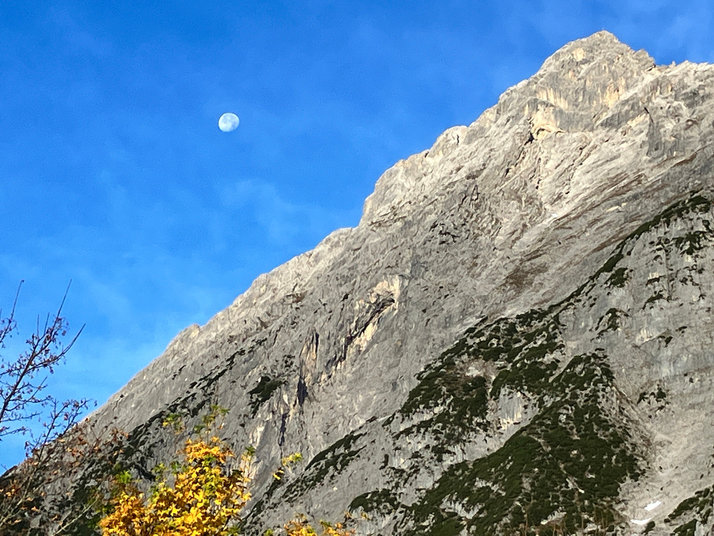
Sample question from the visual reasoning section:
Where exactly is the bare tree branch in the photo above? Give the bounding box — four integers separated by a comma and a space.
0, 282, 107, 535
0, 281, 85, 442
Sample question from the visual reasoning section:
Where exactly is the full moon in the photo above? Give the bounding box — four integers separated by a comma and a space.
218, 112, 240, 132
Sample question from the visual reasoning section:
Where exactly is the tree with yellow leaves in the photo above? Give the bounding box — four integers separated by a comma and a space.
283, 515, 354, 536
99, 408, 252, 536
99, 406, 355, 536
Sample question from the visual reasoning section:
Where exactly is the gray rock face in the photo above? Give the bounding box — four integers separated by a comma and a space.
85, 31, 714, 535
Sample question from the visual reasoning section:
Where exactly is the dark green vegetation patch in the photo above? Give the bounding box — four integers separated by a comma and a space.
666, 486, 713, 536
399, 352, 638, 535
350, 489, 403, 516
396, 306, 565, 447
248, 375, 285, 415
283, 432, 365, 502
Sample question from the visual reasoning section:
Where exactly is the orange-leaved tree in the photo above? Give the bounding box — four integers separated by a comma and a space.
99, 407, 252, 536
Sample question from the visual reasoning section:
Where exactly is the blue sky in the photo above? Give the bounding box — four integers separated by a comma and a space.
1, 1, 712, 467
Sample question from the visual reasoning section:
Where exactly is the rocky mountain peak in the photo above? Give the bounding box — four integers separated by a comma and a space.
361, 32, 655, 227
528, 30, 655, 114
28, 32, 714, 535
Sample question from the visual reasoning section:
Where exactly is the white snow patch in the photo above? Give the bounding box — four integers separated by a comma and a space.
630, 518, 651, 526
645, 500, 662, 512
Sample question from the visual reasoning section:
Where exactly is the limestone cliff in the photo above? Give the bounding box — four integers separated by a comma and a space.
70, 31, 714, 534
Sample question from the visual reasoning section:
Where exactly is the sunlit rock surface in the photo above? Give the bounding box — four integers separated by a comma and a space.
81, 31, 714, 535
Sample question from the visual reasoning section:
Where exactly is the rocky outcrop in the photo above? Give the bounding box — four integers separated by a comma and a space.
77, 31, 714, 535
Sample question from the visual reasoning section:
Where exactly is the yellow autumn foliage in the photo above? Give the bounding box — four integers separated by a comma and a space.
284, 516, 354, 536
99, 407, 355, 536
99, 434, 251, 536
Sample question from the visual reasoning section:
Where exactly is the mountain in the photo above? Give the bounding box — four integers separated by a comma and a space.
49, 31, 714, 534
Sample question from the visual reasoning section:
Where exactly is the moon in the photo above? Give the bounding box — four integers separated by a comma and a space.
218, 113, 240, 132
